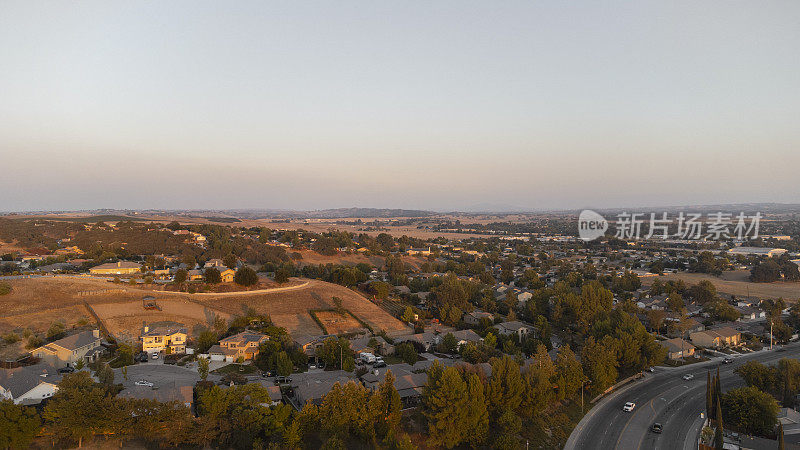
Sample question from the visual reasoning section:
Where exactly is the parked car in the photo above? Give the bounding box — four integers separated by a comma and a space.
58, 366, 75, 374
651, 423, 663, 433
275, 376, 292, 385
682, 374, 694, 381
151, 352, 159, 360
374, 361, 387, 368
622, 402, 636, 412
722, 357, 734, 364
134, 380, 154, 387
262, 370, 274, 378
135, 352, 148, 362
647, 367, 655, 373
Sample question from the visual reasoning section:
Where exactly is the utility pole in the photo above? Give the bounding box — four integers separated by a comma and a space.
770, 319, 774, 350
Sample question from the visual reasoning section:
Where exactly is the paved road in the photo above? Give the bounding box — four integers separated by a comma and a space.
567, 344, 800, 450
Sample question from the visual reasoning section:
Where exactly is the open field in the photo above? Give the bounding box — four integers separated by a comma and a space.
91, 298, 230, 343
642, 270, 800, 301
189, 278, 410, 337
0, 275, 409, 345
312, 310, 364, 335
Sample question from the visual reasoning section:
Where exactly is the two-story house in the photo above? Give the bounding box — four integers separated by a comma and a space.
211, 331, 268, 361
141, 322, 188, 354
32, 329, 103, 369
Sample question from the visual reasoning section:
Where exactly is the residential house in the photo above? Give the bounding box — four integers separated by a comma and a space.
294, 334, 336, 361
32, 330, 103, 369
349, 335, 394, 357
89, 261, 142, 275
361, 367, 427, 409
214, 331, 268, 361
660, 338, 696, 360
204, 259, 225, 268
463, 311, 494, 326
690, 327, 741, 348
495, 321, 537, 340
0, 363, 61, 405
141, 322, 188, 354
187, 269, 204, 281
218, 267, 235, 283
451, 329, 483, 347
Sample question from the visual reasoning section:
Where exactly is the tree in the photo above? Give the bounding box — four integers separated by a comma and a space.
96, 363, 115, 388
174, 269, 188, 284
234, 266, 259, 287
424, 365, 470, 448
555, 345, 584, 401
464, 373, 489, 446
722, 386, 779, 437
204, 267, 221, 284
276, 351, 293, 377
275, 266, 291, 283
486, 355, 524, 416
581, 336, 618, 396
396, 342, 418, 366
438, 333, 458, 354
198, 357, 210, 381
0, 400, 41, 449
373, 371, 402, 442
401, 306, 416, 324
223, 254, 238, 269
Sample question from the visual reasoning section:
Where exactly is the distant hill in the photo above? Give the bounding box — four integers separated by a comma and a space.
302, 208, 434, 218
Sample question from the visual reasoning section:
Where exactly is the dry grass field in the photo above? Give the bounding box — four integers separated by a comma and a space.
91, 298, 230, 343
189, 278, 409, 337
642, 270, 800, 301
313, 310, 364, 335
0, 275, 409, 346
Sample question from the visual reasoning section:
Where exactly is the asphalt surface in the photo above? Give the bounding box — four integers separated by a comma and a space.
567, 343, 800, 450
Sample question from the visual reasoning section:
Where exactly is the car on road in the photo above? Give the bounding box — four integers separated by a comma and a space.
57, 366, 75, 374
134, 380, 154, 387
622, 402, 636, 412
651, 423, 663, 433
151, 352, 159, 360
261, 370, 274, 378
722, 357, 734, 364
647, 367, 655, 373
682, 373, 694, 380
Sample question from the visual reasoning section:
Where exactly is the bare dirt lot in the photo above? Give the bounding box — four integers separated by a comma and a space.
313, 310, 364, 335
642, 270, 800, 301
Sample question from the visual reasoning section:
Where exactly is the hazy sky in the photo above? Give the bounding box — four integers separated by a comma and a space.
1, 1, 799, 212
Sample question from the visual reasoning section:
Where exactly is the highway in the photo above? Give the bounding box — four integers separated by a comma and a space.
566, 343, 800, 450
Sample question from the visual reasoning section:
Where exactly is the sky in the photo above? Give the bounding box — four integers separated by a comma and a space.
1, 1, 799, 212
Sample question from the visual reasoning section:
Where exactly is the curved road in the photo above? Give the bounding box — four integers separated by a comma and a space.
566, 343, 800, 450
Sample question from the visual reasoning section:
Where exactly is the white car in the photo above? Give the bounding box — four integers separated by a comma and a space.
134, 380, 154, 387
623, 402, 636, 412
151, 352, 159, 360
682, 374, 694, 381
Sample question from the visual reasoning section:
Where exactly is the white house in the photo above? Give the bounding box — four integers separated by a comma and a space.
0, 363, 61, 405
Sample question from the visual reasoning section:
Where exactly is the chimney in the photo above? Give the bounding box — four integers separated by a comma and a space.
117, 261, 121, 267
92, 329, 100, 338
143, 324, 149, 334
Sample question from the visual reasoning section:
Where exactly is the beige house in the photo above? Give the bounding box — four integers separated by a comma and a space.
32, 330, 103, 368
89, 261, 142, 275
660, 338, 696, 360
213, 331, 268, 361
141, 322, 188, 354
690, 327, 741, 348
